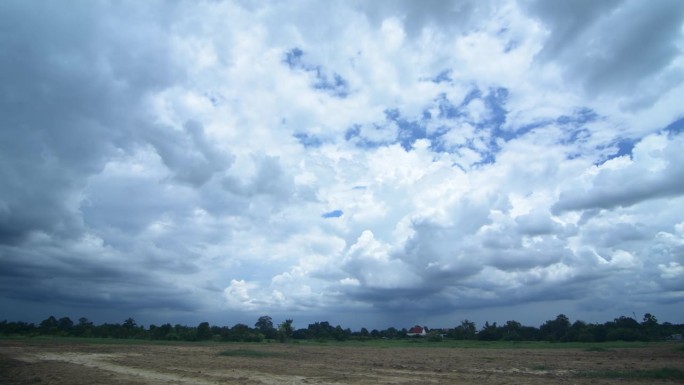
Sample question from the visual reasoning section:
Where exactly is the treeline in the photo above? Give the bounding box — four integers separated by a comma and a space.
1, 313, 682, 343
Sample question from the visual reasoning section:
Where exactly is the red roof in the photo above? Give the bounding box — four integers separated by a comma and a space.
408, 326, 424, 334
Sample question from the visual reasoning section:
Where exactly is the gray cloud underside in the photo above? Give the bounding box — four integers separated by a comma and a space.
527, 0, 684, 98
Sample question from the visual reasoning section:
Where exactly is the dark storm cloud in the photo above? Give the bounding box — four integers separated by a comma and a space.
526, 0, 684, 96
0, 1, 216, 318
0, 1, 181, 244
0, 240, 200, 312
82, 170, 192, 235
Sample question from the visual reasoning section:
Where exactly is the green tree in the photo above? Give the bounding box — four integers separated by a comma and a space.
255, 315, 276, 339
57, 317, 74, 334
383, 327, 399, 339
197, 322, 212, 340
308, 321, 335, 341
565, 320, 591, 342
78, 317, 93, 327
427, 331, 443, 342
478, 321, 502, 341
40, 316, 59, 335
641, 313, 660, 340
123, 318, 137, 329
332, 325, 349, 341
540, 314, 571, 342
229, 323, 258, 341
502, 320, 523, 341
453, 319, 477, 340
642, 313, 658, 326
278, 319, 293, 342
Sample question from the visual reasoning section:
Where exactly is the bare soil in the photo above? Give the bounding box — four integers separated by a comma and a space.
0, 340, 681, 384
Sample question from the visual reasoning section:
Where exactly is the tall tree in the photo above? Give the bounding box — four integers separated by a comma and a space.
58, 317, 73, 331
40, 316, 59, 334
197, 322, 212, 340
540, 314, 571, 341
123, 318, 137, 329
642, 313, 658, 326
278, 319, 293, 342
461, 319, 477, 340
255, 316, 276, 339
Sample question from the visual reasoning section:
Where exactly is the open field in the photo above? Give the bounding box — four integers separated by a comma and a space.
1, 339, 682, 384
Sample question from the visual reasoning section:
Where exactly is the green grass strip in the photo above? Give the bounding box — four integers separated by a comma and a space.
583, 346, 612, 352
218, 349, 282, 358
578, 367, 684, 380
289, 339, 652, 350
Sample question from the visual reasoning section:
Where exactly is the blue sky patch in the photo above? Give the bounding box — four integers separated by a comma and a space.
283, 47, 349, 98
615, 138, 636, 158
484, 87, 508, 130
384, 109, 428, 151
434, 93, 463, 119
664, 117, 684, 136
293, 132, 323, 148
345, 125, 361, 141
322, 210, 343, 218
283, 48, 305, 69
556, 107, 598, 126
432, 69, 453, 83
313, 72, 349, 98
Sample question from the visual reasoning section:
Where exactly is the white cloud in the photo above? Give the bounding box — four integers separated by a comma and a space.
553, 133, 684, 212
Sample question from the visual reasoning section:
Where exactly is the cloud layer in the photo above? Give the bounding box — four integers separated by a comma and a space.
1, 0, 683, 328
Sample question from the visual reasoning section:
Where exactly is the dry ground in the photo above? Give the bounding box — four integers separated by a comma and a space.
0, 339, 682, 384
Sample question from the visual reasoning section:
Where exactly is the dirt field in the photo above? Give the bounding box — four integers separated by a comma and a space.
0, 339, 682, 384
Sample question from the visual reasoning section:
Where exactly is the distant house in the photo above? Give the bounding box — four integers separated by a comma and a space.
407, 325, 427, 337
667, 334, 683, 341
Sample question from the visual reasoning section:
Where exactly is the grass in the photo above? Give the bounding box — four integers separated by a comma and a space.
218, 349, 282, 358
0, 335, 659, 350
578, 367, 684, 381
292, 338, 652, 350
530, 365, 551, 371
0, 335, 224, 346
584, 346, 611, 352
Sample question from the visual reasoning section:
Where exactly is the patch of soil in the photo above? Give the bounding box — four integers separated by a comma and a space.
0, 340, 680, 384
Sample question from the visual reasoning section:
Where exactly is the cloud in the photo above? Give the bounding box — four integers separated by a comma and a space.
0, 1, 181, 244
526, 0, 684, 99
1, 0, 683, 329
553, 132, 684, 213
360, 0, 496, 37
146, 120, 234, 187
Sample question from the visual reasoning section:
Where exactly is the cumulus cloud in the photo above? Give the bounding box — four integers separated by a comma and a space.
147, 120, 234, 187
553, 133, 684, 213
526, 0, 684, 100
0, 1, 181, 244
1, 0, 683, 328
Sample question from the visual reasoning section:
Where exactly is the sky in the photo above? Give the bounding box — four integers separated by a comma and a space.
1, 0, 684, 331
